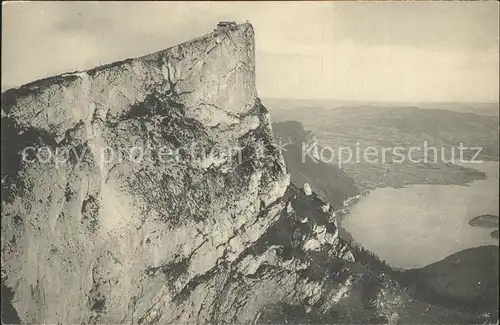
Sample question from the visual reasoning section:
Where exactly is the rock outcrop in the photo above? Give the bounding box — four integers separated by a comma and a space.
1, 23, 489, 325
303, 183, 312, 196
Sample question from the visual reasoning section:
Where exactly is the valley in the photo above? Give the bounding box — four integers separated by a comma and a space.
266, 101, 499, 190
270, 103, 499, 323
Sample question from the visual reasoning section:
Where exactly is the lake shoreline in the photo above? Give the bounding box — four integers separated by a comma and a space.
341, 162, 499, 269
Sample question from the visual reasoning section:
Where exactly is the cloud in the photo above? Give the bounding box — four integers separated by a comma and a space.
2, 2, 498, 102
258, 41, 499, 102
55, 13, 112, 34
331, 2, 499, 51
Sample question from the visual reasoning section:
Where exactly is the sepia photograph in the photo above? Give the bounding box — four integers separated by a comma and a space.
1, 1, 499, 324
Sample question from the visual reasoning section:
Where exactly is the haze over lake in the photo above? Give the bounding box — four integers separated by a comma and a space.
343, 161, 499, 269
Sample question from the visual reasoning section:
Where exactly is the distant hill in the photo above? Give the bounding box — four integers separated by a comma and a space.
271, 105, 499, 161
263, 98, 499, 117
396, 246, 499, 320
268, 105, 497, 189
416, 102, 499, 117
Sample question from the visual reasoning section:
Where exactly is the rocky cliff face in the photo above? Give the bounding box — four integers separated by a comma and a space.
1, 23, 356, 324
0, 23, 487, 325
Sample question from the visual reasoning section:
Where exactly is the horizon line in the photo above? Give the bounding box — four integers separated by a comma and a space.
261, 97, 500, 105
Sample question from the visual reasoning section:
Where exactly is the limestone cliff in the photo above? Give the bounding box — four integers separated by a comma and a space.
1, 23, 349, 324
0, 23, 486, 325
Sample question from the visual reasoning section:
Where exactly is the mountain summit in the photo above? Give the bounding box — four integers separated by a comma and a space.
0, 23, 487, 324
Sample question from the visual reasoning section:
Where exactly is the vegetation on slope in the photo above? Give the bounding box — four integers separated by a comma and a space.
395, 246, 499, 321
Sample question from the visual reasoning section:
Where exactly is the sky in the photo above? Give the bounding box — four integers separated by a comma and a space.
2, 1, 499, 103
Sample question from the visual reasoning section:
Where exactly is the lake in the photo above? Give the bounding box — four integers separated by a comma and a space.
342, 162, 499, 269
